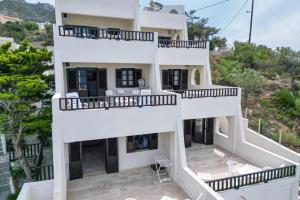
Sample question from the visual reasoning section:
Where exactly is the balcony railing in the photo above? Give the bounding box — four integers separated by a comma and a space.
158, 39, 207, 49
206, 165, 296, 192
59, 95, 177, 111
32, 165, 54, 181
59, 25, 154, 42
173, 88, 238, 99
7, 143, 42, 162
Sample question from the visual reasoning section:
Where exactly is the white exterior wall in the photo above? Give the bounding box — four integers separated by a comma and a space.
118, 132, 171, 171
57, 0, 139, 20
64, 63, 152, 94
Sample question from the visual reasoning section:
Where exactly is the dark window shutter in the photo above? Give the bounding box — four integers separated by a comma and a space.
181, 70, 188, 90
67, 69, 77, 92
135, 69, 142, 87
149, 133, 158, 150
116, 69, 122, 88
127, 136, 135, 153
162, 70, 169, 89
168, 69, 173, 89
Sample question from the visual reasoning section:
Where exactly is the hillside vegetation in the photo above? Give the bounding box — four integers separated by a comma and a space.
211, 42, 300, 149
0, 0, 55, 23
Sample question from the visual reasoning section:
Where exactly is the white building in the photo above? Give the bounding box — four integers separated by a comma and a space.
17, 0, 300, 200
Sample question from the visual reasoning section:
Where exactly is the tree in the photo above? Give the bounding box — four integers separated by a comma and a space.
230, 68, 263, 101
186, 10, 220, 40
210, 37, 227, 51
0, 21, 26, 43
276, 47, 300, 95
0, 40, 53, 179
24, 21, 39, 32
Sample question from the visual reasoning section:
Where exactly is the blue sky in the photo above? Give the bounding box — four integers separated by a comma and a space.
27, 0, 300, 50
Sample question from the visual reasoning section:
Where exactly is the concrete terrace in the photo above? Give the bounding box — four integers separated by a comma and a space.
67, 167, 189, 200
186, 143, 261, 180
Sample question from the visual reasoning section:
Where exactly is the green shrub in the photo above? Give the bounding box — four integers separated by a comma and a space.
274, 89, 295, 108
272, 132, 300, 147
7, 190, 20, 200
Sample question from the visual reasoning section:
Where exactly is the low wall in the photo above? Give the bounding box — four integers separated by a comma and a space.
220, 177, 298, 200
245, 126, 300, 164
17, 180, 53, 200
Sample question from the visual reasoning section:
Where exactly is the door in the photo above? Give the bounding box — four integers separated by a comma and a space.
69, 142, 83, 180
183, 120, 192, 148
106, 138, 119, 173
204, 118, 214, 145
98, 69, 107, 96
193, 119, 205, 143
87, 69, 98, 97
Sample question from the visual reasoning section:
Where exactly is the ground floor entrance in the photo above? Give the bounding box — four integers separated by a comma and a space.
69, 138, 118, 180
183, 118, 214, 147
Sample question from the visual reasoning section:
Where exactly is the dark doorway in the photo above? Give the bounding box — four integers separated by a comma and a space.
183, 118, 214, 147
82, 140, 106, 175
69, 138, 119, 180
66, 68, 107, 97
162, 69, 188, 90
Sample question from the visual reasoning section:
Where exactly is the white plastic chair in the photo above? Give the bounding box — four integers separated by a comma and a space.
227, 160, 238, 176
154, 155, 173, 183
66, 92, 88, 109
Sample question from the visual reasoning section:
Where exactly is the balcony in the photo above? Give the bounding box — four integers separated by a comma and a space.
55, 25, 157, 64
158, 39, 209, 65
52, 93, 179, 143
173, 87, 240, 119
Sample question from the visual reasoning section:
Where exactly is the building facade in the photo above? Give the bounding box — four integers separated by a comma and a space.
17, 0, 300, 200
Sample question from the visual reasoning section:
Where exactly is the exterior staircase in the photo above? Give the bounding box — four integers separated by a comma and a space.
0, 140, 11, 200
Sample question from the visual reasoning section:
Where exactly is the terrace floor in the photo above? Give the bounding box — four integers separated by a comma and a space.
67, 166, 189, 200
186, 143, 261, 180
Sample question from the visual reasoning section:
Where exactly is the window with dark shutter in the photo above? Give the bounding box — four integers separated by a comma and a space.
116, 69, 122, 87
127, 136, 135, 153
181, 70, 188, 90
162, 70, 170, 89
116, 68, 142, 88
149, 133, 158, 149
126, 133, 158, 153
135, 69, 142, 87
67, 69, 77, 92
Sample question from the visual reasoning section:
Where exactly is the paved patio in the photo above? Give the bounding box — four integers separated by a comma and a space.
186, 143, 261, 180
67, 167, 189, 200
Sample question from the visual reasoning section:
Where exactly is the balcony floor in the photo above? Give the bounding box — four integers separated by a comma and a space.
67, 167, 189, 200
186, 143, 261, 180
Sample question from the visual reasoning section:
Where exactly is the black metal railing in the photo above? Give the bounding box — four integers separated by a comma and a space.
59, 25, 154, 42
173, 88, 238, 99
59, 95, 177, 111
206, 165, 296, 192
8, 143, 42, 162
32, 165, 54, 181
158, 39, 207, 49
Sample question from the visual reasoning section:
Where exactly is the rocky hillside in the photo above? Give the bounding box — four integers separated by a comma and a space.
0, 0, 55, 23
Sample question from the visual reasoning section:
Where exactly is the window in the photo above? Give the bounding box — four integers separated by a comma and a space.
116, 68, 142, 88
161, 69, 188, 90
127, 133, 158, 153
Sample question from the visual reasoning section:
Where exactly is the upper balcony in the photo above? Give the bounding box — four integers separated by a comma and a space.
174, 87, 241, 119
158, 39, 209, 66
52, 92, 179, 143
57, 0, 139, 20
55, 25, 156, 64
